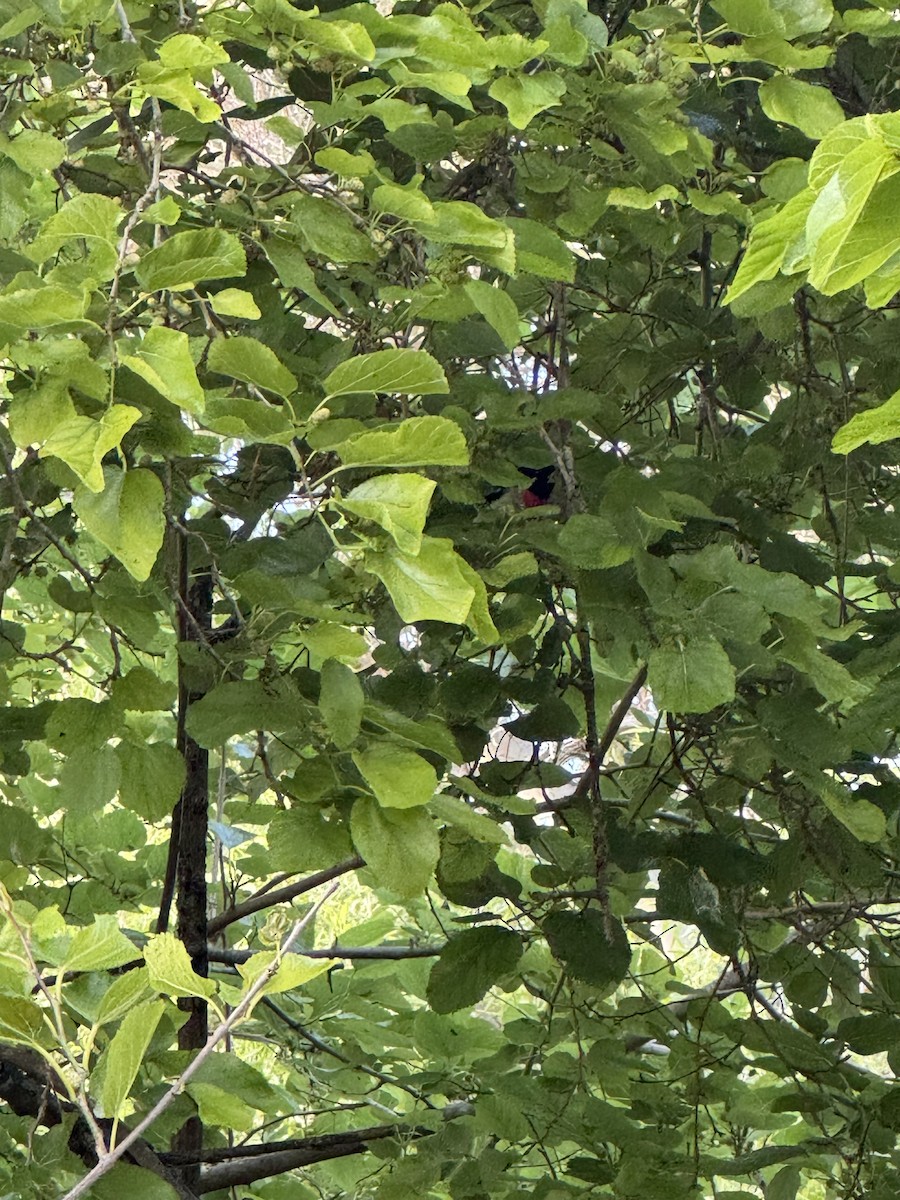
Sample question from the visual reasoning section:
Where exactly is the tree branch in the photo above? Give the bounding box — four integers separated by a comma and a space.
207, 856, 363, 937
208, 941, 443, 966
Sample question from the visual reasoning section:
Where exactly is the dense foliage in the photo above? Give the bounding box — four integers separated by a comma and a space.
3, 0, 900, 1197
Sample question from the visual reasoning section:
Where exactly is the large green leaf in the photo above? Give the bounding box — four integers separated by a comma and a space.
759, 77, 844, 139
119, 326, 205, 414
135, 229, 246, 291
350, 797, 439, 899
30, 193, 122, 276
0, 284, 89, 328
353, 742, 438, 808
324, 349, 448, 398
137, 62, 221, 122
338, 472, 436, 554
648, 637, 736, 714
98, 999, 165, 1119
832, 388, 900, 453
207, 335, 297, 398
366, 537, 476, 625
63, 916, 138, 972
319, 658, 364, 749
463, 279, 520, 349
74, 467, 165, 580
710, 0, 833, 38
337, 416, 467, 467
426, 927, 523, 1013
41, 406, 141, 493
143, 933, 217, 1000
808, 167, 900, 294
116, 741, 186, 822
185, 680, 297, 747
488, 73, 567, 129
726, 188, 814, 304
543, 910, 632, 989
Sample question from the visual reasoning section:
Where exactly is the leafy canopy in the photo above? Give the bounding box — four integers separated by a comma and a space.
3, 1, 900, 1199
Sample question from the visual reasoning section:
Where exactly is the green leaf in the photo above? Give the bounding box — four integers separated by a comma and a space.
710, 0, 833, 38
606, 184, 679, 209
293, 14, 376, 62
99, 999, 164, 1119
0, 129, 65, 176
144, 932, 217, 1000
430, 794, 508, 844
41, 406, 141, 493
141, 195, 182, 226
63, 916, 138, 972
777, 616, 865, 704
648, 637, 736, 714
353, 743, 438, 808
209, 288, 261, 319
0, 284, 88, 328
262, 236, 341, 316
337, 417, 467, 468
351, 797, 439, 900
363, 704, 461, 763
74, 467, 165, 580
807, 159, 900, 294
454, 554, 500, 644
543, 910, 632, 989
810, 773, 886, 843
120, 326, 205, 414
426, 927, 523, 1013
808, 117, 869, 191
372, 182, 436, 223
184, 680, 296, 747
0, 997, 45, 1047
138, 62, 221, 123
488, 72, 567, 130
315, 146, 377, 177
30, 193, 122, 275
290, 193, 376, 264
236, 951, 336, 997
767, 1168, 801, 1200
508, 218, 574, 281
8, 382, 77, 450
837, 1014, 900, 1055
186, 1082, 256, 1131
324, 349, 448, 399
117, 741, 186, 822
207, 335, 297, 398
91, 1162, 185, 1200
201, 395, 295, 444
268, 808, 354, 871
759, 77, 844, 140
319, 658, 364, 748
157, 33, 229, 74
558, 513, 634, 569
726, 188, 814, 304
463, 279, 520, 349
97, 969, 155, 1026
111, 667, 177, 713
420, 201, 513, 251
832, 388, 900, 453
135, 229, 246, 292
58, 744, 121, 813
366, 537, 476, 625
339, 472, 436, 554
